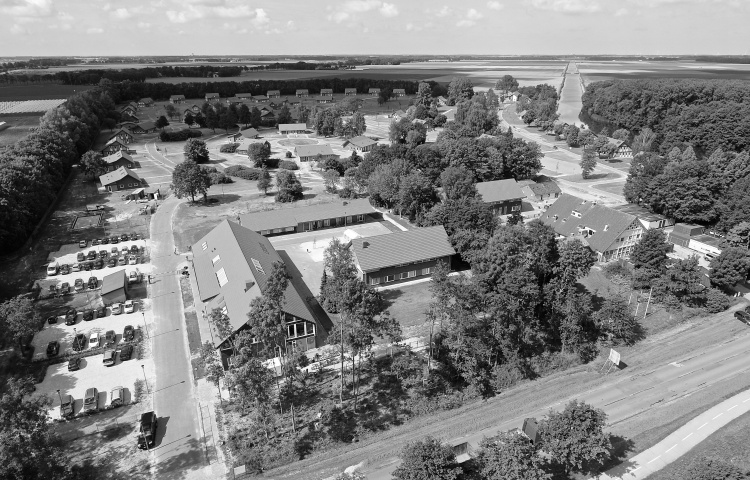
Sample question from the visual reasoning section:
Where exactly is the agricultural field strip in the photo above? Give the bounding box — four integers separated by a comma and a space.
0, 99, 66, 114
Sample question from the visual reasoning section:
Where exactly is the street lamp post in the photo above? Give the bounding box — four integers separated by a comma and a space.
141, 312, 149, 339
56, 389, 62, 405
141, 364, 150, 395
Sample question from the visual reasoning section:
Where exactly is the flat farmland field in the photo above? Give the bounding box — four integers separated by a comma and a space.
0, 84, 92, 101
0, 114, 42, 146
578, 60, 750, 85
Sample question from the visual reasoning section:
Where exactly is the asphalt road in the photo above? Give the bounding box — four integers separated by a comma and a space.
354, 316, 750, 479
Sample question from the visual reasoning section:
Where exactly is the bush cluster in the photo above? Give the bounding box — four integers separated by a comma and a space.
225, 165, 262, 180
220, 143, 239, 153
159, 129, 203, 142
278, 160, 299, 171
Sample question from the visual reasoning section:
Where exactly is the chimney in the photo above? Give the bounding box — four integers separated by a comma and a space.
362, 241, 369, 248
342, 201, 348, 206
244, 280, 255, 292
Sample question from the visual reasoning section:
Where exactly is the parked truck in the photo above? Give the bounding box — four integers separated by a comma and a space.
136, 411, 158, 449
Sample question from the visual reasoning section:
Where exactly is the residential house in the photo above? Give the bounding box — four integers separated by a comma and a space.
137, 98, 154, 107
278, 123, 308, 135
191, 220, 329, 355
230, 127, 259, 140
344, 135, 378, 152
320, 88, 333, 97
205, 93, 220, 102
101, 138, 129, 156
541, 194, 644, 262
612, 140, 633, 159
102, 151, 135, 172
351, 226, 455, 286
526, 180, 561, 201
437, 96, 448, 106
612, 204, 674, 230
392, 110, 406, 120
120, 113, 139, 124
108, 129, 134, 145
236, 93, 253, 100
169, 95, 186, 104
267, 90, 281, 98
101, 271, 128, 304
129, 121, 157, 134
99, 167, 142, 192
226, 97, 242, 105
666, 224, 722, 257
296, 89, 309, 98
475, 179, 525, 215
239, 198, 378, 237
120, 105, 136, 116
393, 88, 406, 97
260, 109, 276, 124
190, 104, 201, 113
295, 144, 337, 162
183, 108, 195, 118
368, 88, 381, 96
252, 95, 268, 103
344, 88, 357, 96
127, 102, 139, 111
315, 96, 333, 104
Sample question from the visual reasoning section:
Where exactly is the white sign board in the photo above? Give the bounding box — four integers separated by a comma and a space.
608, 348, 621, 366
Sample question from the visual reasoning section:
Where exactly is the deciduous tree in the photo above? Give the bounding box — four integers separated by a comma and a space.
475, 432, 550, 480
275, 169, 303, 202
171, 160, 211, 203
579, 149, 597, 179
0, 296, 40, 348
392, 436, 462, 480
709, 247, 750, 290
256, 166, 272, 195
79, 150, 108, 179
155, 115, 169, 130
593, 295, 641, 345
183, 138, 209, 163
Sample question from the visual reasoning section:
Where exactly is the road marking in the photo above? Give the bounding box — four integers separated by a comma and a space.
665, 444, 677, 453
698, 422, 708, 429
648, 456, 661, 464
632, 467, 641, 472
728, 405, 738, 411
682, 433, 693, 441
744, 397, 750, 403
712, 413, 723, 420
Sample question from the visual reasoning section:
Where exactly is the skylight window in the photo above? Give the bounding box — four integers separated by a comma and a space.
251, 258, 265, 275
212, 255, 221, 265
201, 242, 208, 251
216, 268, 228, 287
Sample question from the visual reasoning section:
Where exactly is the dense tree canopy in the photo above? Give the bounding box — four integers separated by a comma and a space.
392, 436, 461, 480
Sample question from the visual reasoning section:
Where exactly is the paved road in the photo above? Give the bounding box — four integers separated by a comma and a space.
149, 193, 205, 478
597, 387, 750, 479
355, 315, 750, 479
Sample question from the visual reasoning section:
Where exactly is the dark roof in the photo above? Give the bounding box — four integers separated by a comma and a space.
99, 167, 141, 186
102, 151, 133, 165
240, 198, 375, 232
314, 96, 333, 101
236, 93, 253, 98
205, 93, 220, 98
540, 194, 638, 253
101, 271, 126, 295
344, 88, 357, 92
351, 226, 456, 273
278, 123, 307, 132
476, 179, 525, 204
393, 88, 406, 93
252, 95, 268, 100
346, 136, 378, 149
267, 90, 280, 95
611, 203, 669, 223
139, 97, 153, 103
104, 137, 127, 148
191, 220, 317, 343
132, 121, 156, 131
295, 144, 335, 158
527, 181, 561, 197
320, 89, 333, 94
108, 129, 132, 140
240, 128, 259, 138
170, 95, 186, 100
296, 89, 309, 94
368, 88, 381, 93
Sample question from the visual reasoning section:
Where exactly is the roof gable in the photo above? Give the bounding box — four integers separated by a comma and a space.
99, 166, 141, 185
351, 226, 456, 272
102, 151, 133, 164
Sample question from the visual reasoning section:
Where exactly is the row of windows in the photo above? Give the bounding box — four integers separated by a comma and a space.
287, 321, 315, 339
370, 267, 432, 285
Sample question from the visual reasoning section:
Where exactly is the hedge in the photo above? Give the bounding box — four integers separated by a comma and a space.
278, 160, 299, 171
220, 143, 239, 153
159, 129, 203, 142
225, 165, 262, 180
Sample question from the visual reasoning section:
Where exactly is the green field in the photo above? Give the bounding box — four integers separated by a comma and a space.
0, 114, 42, 146
578, 60, 750, 85
0, 84, 93, 101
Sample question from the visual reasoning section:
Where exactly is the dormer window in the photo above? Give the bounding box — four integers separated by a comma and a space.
571, 210, 581, 218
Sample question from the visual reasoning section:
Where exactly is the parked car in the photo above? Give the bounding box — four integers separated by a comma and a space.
128, 255, 138, 265
83, 309, 95, 321
105, 330, 116, 346
68, 357, 81, 371
117, 256, 127, 266
92, 238, 101, 246
46, 341, 59, 356
64, 308, 77, 325
130, 245, 139, 254
107, 258, 117, 268
100, 237, 109, 245
110, 236, 119, 244
59, 282, 70, 295
735, 311, 750, 325
137, 411, 158, 449
120, 233, 129, 242
84, 388, 99, 412
86, 250, 97, 260
110, 386, 124, 406
119, 344, 133, 361
124, 300, 136, 314
72, 334, 87, 352
98, 250, 107, 259
111, 303, 123, 315
96, 305, 106, 318
89, 332, 100, 348
94, 259, 104, 270
74, 278, 84, 292
47, 262, 59, 276
745, 305, 750, 314
110, 247, 119, 257
47, 315, 57, 324
78, 240, 87, 248
76, 252, 85, 262
72, 263, 82, 272
130, 233, 139, 241
128, 271, 140, 284
60, 394, 74, 417
87, 276, 97, 290
103, 349, 116, 366
123, 325, 134, 342
83, 261, 93, 271
60, 264, 71, 275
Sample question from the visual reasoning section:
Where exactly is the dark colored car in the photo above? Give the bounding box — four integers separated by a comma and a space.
46, 341, 59, 356
94, 259, 104, 270
82, 309, 94, 321
60, 394, 74, 417
129, 245, 139, 254
78, 240, 87, 248
110, 236, 119, 244
74, 278, 84, 292
59, 282, 70, 295
96, 305, 106, 318
98, 249, 107, 258
83, 261, 93, 271
92, 238, 101, 246
72, 333, 87, 351
137, 412, 158, 449
47, 315, 57, 324
67, 357, 81, 371
64, 308, 77, 325
77, 252, 85, 262
130, 233, 139, 241
117, 256, 127, 266
745, 305, 750, 314
107, 258, 117, 268
100, 237, 109, 245
123, 325, 134, 342
60, 264, 71, 275
88, 277, 97, 289
105, 330, 116, 346
120, 233, 129, 242
86, 250, 97, 260
119, 344, 133, 361
735, 311, 750, 325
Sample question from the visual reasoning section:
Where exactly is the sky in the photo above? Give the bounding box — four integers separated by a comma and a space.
2, 0, 750, 57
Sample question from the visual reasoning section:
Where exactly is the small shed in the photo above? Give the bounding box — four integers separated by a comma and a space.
101, 271, 128, 305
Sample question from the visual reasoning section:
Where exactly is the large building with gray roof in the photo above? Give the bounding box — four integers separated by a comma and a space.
239, 199, 379, 236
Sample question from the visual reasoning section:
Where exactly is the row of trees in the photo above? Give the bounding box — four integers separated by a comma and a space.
517, 84, 559, 129
310, 98, 367, 138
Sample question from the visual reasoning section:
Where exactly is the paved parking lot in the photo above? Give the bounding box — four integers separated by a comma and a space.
37, 352, 155, 420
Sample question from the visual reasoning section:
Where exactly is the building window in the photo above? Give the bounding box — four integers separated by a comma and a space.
357, 214, 364, 222
370, 277, 380, 285
273, 229, 281, 233
216, 268, 229, 287
220, 305, 228, 316
324, 219, 330, 227
421, 267, 432, 275
212, 255, 221, 265
511, 205, 521, 212
409, 270, 416, 278
201, 242, 208, 251
251, 258, 265, 275
385, 275, 395, 283
285, 227, 295, 232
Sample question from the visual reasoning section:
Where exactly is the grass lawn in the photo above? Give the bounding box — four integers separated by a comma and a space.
0, 114, 44, 146
592, 181, 626, 196
380, 281, 433, 339
647, 410, 750, 480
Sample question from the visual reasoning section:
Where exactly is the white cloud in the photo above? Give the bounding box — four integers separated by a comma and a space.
527, 0, 602, 13
328, 11, 350, 23
457, 8, 483, 26
1, 0, 55, 18
251, 8, 269, 27
487, 1, 503, 10
137, 22, 151, 28
10, 23, 28, 34
467, 8, 483, 19
165, 1, 257, 23
435, 5, 451, 16
86, 27, 103, 34
615, 7, 628, 15
286, 20, 295, 29
342, 0, 381, 12
112, 8, 132, 19
379, 2, 398, 17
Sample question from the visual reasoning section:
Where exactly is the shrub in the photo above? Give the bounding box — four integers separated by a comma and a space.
220, 143, 239, 153
264, 157, 279, 169
202, 166, 232, 185
279, 160, 298, 170
225, 165, 262, 180
159, 129, 203, 142
133, 379, 145, 403
339, 187, 357, 199
704, 287, 730, 313
285, 151, 292, 158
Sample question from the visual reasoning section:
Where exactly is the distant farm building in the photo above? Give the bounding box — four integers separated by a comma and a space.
344, 136, 378, 152
296, 89, 309, 98
137, 98, 154, 107
205, 93, 220, 102
129, 121, 157, 134
108, 129, 134, 145
169, 95, 186, 104
368, 88, 380, 96
103, 151, 135, 171
320, 88, 333, 97
267, 90, 280, 98
101, 138, 129, 156
344, 88, 357, 96
393, 88, 406, 97
278, 123, 308, 135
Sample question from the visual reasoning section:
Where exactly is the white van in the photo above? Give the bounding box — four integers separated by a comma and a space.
46, 262, 59, 276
